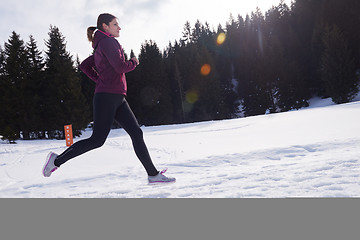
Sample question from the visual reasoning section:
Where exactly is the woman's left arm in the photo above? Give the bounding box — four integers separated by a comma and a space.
102, 38, 137, 74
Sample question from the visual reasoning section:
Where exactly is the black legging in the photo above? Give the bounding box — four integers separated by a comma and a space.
54, 93, 159, 176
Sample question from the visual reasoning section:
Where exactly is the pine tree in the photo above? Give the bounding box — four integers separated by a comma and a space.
320, 0, 360, 77
1, 32, 29, 142
238, 9, 275, 116
43, 26, 89, 139
0, 45, 7, 140
214, 25, 239, 119
76, 55, 95, 126
311, 22, 327, 96
321, 24, 358, 104
192, 44, 222, 121
126, 57, 142, 124
181, 21, 192, 45
130, 49, 136, 59
271, 3, 310, 111
19, 35, 45, 139
0, 45, 5, 74
164, 42, 186, 123
135, 40, 173, 125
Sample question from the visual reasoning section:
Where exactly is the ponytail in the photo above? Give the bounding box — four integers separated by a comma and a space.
87, 26, 97, 42
87, 13, 117, 43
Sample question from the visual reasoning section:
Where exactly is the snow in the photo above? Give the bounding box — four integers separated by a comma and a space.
1, 96, 360, 198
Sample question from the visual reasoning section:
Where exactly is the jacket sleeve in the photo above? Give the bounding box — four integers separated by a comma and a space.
79, 55, 99, 83
101, 38, 137, 74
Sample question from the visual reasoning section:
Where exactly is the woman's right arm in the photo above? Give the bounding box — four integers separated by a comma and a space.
79, 55, 99, 83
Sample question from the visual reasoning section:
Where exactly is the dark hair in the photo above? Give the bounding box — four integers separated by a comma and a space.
87, 13, 116, 42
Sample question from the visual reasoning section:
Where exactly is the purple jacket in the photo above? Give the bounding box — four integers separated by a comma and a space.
79, 30, 137, 95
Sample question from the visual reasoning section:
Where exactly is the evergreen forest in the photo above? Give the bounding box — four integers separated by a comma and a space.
1, 0, 359, 143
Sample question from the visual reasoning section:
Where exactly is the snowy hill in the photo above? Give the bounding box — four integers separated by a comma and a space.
1, 97, 360, 198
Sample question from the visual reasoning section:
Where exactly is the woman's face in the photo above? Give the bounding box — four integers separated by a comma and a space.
103, 18, 121, 37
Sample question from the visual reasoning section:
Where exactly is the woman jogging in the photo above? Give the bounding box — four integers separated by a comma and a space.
42, 13, 175, 184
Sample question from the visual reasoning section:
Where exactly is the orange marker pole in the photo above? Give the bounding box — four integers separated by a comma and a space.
64, 124, 73, 147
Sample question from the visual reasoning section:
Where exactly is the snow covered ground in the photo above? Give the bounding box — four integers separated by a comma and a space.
1, 96, 360, 198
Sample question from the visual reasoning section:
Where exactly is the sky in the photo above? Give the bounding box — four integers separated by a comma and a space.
0, 0, 292, 61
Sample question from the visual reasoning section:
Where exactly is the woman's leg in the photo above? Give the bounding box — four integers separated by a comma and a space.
114, 99, 159, 176
54, 93, 121, 167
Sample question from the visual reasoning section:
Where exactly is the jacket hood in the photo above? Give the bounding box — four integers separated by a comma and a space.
92, 30, 114, 49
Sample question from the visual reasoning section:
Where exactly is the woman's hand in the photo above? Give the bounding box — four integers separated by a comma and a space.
131, 57, 139, 66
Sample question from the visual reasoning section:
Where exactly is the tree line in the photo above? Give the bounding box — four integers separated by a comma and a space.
128, 0, 360, 124
1, 0, 359, 143
0, 26, 91, 142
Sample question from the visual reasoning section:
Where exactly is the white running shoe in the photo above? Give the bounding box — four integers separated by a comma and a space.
148, 168, 176, 184
43, 152, 59, 177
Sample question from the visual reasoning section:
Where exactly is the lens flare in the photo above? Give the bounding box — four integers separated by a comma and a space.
216, 32, 226, 46
200, 64, 211, 76
185, 90, 198, 104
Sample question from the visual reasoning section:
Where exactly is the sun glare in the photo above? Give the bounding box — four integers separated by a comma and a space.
186, 90, 199, 104
200, 64, 211, 76
216, 32, 226, 46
